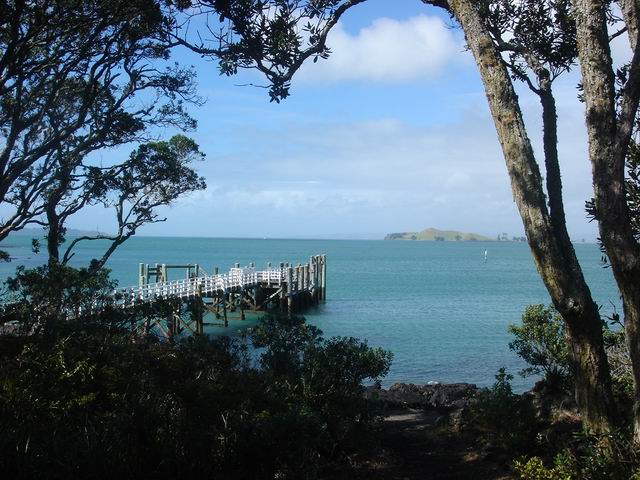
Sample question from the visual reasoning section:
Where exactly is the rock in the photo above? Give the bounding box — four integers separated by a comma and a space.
366, 382, 480, 411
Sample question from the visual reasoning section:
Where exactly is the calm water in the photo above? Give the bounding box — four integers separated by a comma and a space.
0, 236, 620, 391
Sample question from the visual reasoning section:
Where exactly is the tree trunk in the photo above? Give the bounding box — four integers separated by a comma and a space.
449, 0, 617, 431
539, 83, 566, 233
574, 0, 640, 441
46, 210, 60, 264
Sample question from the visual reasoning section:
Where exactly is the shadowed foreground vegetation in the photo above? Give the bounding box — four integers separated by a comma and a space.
0, 268, 392, 480
2, 266, 640, 479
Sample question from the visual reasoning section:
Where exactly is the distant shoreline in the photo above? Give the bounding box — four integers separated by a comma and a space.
1, 234, 598, 244
385, 227, 507, 242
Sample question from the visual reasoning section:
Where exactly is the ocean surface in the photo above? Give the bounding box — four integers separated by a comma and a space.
0, 236, 621, 392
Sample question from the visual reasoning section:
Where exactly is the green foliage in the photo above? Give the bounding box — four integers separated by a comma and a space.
479, 0, 577, 82
0, 0, 200, 241
509, 304, 571, 390
514, 451, 576, 480
472, 368, 539, 452
574, 430, 640, 480
56, 134, 207, 269
0, 313, 392, 479
515, 430, 640, 480
1, 263, 120, 335
253, 315, 393, 455
604, 322, 634, 403
510, 304, 633, 406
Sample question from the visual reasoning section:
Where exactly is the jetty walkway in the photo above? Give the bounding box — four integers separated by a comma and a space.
116, 254, 327, 338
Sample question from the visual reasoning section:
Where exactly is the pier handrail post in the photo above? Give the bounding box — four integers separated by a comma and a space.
286, 266, 294, 316
321, 255, 327, 301
309, 256, 315, 287
303, 263, 310, 309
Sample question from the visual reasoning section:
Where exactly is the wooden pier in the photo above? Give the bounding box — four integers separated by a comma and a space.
115, 254, 327, 339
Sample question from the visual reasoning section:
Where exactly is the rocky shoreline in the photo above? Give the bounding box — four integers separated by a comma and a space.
366, 382, 481, 411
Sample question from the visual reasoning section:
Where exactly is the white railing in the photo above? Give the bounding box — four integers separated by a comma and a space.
113, 266, 287, 308
2, 256, 325, 326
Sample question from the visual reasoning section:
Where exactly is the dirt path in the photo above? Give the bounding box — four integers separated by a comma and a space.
343, 409, 515, 480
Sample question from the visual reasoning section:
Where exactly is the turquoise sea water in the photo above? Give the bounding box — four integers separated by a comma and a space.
0, 236, 620, 391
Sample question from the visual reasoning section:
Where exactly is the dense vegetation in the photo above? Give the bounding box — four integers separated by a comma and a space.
480, 304, 640, 479
0, 268, 392, 479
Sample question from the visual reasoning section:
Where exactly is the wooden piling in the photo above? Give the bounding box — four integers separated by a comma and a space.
286, 266, 294, 316
139, 263, 146, 287
195, 284, 204, 335
161, 264, 168, 283
239, 289, 246, 320
303, 263, 310, 308
222, 293, 228, 327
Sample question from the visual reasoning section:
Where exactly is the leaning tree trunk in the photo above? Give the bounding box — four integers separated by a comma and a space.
574, 0, 640, 441
448, 0, 617, 431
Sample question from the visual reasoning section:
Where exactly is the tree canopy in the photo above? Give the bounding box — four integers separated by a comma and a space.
0, 0, 201, 244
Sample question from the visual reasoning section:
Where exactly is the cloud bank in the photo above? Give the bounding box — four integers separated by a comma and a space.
299, 15, 466, 83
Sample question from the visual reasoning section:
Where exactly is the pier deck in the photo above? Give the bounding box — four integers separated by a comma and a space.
115, 254, 327, 338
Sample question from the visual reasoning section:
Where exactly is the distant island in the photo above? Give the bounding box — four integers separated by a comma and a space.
384, 227, 493, 242
7, 227, 109, 238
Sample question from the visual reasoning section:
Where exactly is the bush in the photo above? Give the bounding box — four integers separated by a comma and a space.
0, 314, 392, 479
509, 305, 572, 391
515, 429, 640, 480
253, 315, 393, 456
602, 312, 635, 405
514, 451, 576, 480
472, 368, 539, 452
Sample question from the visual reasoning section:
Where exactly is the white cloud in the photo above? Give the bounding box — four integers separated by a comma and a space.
174, 81, 600, 240
298, 15, 466, 84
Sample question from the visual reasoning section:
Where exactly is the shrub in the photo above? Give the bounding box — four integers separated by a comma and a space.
514, 430, 640, 480
603, 312, 634, 405
0, 314, 392, 479
574, 429, 640, 480
514, 451, 576, 480
252, 315, 393, 456
509, 304, 572, 390
472, 368, 539, 452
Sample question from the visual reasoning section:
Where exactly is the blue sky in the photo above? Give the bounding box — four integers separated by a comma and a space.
68, 0, 632, 240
